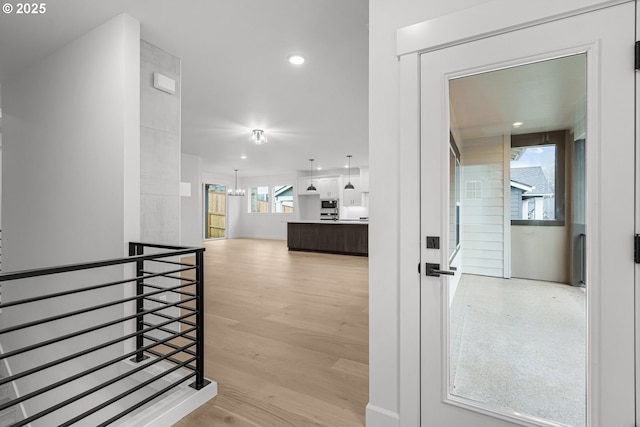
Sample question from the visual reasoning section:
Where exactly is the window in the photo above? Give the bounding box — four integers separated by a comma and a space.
465, 181, 482, 199
249, 186, 270, 213
510, 131, 565, 225
273, 185, 294, 213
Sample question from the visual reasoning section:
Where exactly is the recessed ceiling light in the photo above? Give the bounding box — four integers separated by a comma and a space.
288, 55, 305, 65
513, 122, 524, 128
241, 155, 247, 159
317, 167, 322, 171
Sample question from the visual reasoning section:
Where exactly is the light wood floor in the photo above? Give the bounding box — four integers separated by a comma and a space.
173, 238, 369, 427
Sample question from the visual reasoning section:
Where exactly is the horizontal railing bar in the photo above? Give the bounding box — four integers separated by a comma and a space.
142, 270, 195, 282
97, 371, 197, 427
0, 326, 197, 413
0, 312, 197, 389
130, 241, 202, 251
19, 346, 197, 427
144, 302, 196, 314
0, 296, 196, 361
142, 283, 196, 298
143, 297, 190, 308
142, 322, 196, 341
143, 334, 197, 357
0, 265, 194, 310
0, 245, 204, 282
147, 258, 195, 267
146, 311, 197, 327
59, 356, 197, 427
144, 348, 197, 371
0, 280, 194, 336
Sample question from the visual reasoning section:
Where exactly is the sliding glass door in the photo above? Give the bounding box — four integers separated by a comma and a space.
204, 183, 227, 239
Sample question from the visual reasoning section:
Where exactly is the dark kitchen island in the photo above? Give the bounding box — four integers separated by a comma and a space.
287, 221, 368, 256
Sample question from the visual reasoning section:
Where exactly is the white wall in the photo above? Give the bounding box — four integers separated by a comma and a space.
1, 14, 140, 421
511, 225, 567, 282
180, 154, 202, 247
236, 173, 298, 240
368, 1, 494, 425
0, 141, 2, 232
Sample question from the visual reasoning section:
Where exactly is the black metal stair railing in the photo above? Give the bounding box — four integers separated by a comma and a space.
0, 242, 209, 426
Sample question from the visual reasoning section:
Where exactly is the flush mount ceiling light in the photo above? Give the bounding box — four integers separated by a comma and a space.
513, 121, 524, 128
288, 54, 306, 65
251, 129, 267, 145
228, 169, 245, 196
344, 155, 355, 190
307, 159, 318, 192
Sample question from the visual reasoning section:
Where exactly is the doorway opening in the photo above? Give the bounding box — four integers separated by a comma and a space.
447, 53, 587, 426
204, 183, 227, 240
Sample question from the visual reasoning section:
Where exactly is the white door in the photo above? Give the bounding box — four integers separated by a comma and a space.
419, 3, 635, 427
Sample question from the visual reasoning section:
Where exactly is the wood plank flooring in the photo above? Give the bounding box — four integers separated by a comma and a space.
173, 238, 369, 427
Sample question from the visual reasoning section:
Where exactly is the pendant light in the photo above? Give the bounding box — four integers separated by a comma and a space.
344, 155, 355, 190
228, 169, 245, 196
307, 159, 317, 192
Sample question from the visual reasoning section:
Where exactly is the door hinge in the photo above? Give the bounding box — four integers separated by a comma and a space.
635, 41, 640, 70
635, 234, 640, 263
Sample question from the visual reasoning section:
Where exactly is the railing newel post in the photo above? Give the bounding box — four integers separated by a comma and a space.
131, 243, 148, 363
189, 248, 210, 390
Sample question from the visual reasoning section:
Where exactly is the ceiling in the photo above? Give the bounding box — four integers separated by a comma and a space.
450, 54, 586, 141
0, 0, 369, 177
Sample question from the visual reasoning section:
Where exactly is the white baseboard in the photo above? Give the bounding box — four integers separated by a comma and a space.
114, 379, 217, 427
366, 403, 400, 427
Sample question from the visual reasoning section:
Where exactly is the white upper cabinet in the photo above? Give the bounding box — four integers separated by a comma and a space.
317, 177, 339, 199
341, 176, 362, 206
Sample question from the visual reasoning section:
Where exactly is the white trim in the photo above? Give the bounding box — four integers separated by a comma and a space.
398, 52, 421, 427
396, 0, 630, 56
636, 4, 640, 426
503, 134, 511, 279
365, 403, 400, 427
509, 181, 533, 192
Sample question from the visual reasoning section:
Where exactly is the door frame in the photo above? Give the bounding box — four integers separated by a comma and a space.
396, 1, 634, 426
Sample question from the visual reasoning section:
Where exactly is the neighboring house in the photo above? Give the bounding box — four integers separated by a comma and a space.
274, 185, 294, 213
510, 166, 554, 220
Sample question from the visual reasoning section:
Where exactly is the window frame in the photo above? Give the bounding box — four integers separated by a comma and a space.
510, 130, 566, 226
248, 186, 271, 214
272, 184, 294, 214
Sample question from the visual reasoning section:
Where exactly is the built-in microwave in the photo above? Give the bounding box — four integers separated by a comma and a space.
321, 199, 338, 209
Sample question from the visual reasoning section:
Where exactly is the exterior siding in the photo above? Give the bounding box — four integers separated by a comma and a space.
510, 187, 522, 219
461, 136, 504, 278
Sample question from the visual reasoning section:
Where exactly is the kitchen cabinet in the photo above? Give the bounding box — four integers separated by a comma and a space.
341, 177, 362, 206
317, 177, 339, 199
297, 176, 339, 199
287, 221, 368, 256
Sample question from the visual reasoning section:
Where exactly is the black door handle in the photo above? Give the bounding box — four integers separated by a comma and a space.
426, 263, 455, 277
